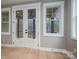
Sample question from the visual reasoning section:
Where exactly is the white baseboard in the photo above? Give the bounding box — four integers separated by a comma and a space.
1, 44, 14, 47
1, 44, 38, 49
1, 44, 68, 52
1, 44, 66, 51
39, 47, 76, 59
39, 47, 66, 52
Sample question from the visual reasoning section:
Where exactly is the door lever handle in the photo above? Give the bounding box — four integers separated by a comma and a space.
25, 32, 28, 33
25, 29, 27, 33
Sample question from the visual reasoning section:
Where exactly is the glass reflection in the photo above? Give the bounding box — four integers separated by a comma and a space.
28, 9, 36, 39
46, 7, 60, 33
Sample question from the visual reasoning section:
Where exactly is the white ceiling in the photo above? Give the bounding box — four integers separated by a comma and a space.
1, 0, 38, 6
1, 0, 63, 7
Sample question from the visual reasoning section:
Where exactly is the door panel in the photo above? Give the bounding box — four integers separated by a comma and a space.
12, 3, 40, 48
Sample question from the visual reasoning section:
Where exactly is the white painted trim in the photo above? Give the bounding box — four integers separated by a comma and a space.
43, 33, 64, 37
1, 44, 66, 51
38, 3, 41, 48
71, 0, 77, 40
1, 8, 11, 34
1, 44, 67, 52
1, 44, 37, 49
39, 47, 76, 59
12, 3, 41, 10
1, 32, 10, 34
43, 1, 64, 37
1, 44, 71, 53
1, 44, 13, 47
39, 47, 66, 52
1, 8, 10, 11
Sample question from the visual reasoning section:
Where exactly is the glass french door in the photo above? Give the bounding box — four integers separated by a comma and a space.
12, 4, 40, 48
16, 9, 36, 39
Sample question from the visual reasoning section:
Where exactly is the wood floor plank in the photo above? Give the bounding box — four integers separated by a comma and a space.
1, 47, 70, 59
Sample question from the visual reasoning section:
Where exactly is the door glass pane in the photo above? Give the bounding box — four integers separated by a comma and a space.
46, 7, 60, 33
1, 11, 9, 32
5, 12, 9, 17
28, 9, 36, 39
2, 12, 9, 22
16, 10, 23, 38
2, 17, 5, 22
2, 12, 5, 17
1, 23, 9, 32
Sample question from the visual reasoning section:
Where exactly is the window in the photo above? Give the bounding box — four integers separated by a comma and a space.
43, 2, 64, 36
71, 0, 77, 39
1, 8, 10, 34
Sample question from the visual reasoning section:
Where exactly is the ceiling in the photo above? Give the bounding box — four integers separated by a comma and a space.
1, 0, 39, 6
1, 0, 64, 7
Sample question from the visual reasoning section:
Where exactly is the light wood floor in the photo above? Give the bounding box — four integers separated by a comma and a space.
1, 47, 70, 59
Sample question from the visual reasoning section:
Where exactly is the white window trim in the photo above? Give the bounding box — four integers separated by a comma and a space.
1, 8, 11, 34
71, 0, 77, 40
43, 1, 64, 37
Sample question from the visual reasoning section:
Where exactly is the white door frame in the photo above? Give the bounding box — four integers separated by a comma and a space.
12, 3, 41, 48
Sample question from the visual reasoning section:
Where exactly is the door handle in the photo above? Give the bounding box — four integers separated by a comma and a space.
25, 32, 28, 33
25, 29, 27, 33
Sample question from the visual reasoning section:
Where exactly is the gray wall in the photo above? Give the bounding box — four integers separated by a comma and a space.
65, 0, 77, 51
40, 0, 66, 49
1, 0, 77, 51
